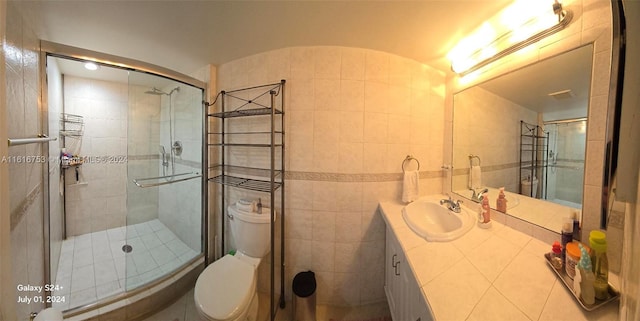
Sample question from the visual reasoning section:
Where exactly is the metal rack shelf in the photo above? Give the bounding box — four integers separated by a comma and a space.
519, 120, 549, 199
209, 174, 282, 192
207, 80, 286, 321
209, 107, 283, 119
209, 131, 284, 135
208, 143, 283, 147
210, 164, 283, 178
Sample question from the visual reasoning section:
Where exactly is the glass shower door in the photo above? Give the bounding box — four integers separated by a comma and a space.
125, 70, 203, 290
546, 120, 586, 209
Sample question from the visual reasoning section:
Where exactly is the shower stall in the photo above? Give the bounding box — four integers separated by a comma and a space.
543, 119, 586, 209
43, 43, 206, 313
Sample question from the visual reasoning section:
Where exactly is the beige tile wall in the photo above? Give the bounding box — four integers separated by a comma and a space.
216, 46, 446, 306
5, 2, 46, 319
452, 86, 538, 193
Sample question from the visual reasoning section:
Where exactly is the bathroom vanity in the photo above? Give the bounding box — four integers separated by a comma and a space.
379, 196, 620, 321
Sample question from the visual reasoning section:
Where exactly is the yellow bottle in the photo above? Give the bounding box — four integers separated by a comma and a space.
589, 230, 609, 300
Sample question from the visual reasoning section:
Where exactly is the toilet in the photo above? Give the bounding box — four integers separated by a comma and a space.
194, 203, 273, 321
521, 177, 539, 198
33, 307, 63, 321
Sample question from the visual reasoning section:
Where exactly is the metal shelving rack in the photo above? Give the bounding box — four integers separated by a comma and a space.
519, 120, 549, 199
207, 80, 286, 321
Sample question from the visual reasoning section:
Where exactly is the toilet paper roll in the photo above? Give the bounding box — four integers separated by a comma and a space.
235, 200, 254, 212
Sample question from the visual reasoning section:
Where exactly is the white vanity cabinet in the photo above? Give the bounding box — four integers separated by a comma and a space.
385, 227, 434, 321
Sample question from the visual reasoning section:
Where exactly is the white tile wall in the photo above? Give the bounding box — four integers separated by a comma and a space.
63, 76, 131, 236
217, 46, 446, 306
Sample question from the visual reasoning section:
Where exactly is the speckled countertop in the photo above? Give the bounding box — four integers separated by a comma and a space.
379, 195, 620, 321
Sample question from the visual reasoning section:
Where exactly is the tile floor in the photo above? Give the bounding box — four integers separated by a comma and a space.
141, 288, 391, 321
52, 219, 200, 311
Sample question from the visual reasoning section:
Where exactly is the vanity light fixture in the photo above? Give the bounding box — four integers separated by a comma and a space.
449, 0, 572, 76
84, 62, 100, 71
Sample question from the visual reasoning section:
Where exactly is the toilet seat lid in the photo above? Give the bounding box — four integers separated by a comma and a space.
195, 254, 255, 320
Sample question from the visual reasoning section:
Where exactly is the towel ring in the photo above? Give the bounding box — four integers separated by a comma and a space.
469, 155, 481, 167
402, 155, 420, 172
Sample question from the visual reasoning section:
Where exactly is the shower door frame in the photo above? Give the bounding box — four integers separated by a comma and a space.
39, 40, 209, 313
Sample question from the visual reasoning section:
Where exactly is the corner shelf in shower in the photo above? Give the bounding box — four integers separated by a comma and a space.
206, 80, 286, 321
59, 113, 85, 138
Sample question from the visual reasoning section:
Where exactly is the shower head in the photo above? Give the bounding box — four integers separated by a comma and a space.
145, 87, 168, 95
145, 86, 180, 96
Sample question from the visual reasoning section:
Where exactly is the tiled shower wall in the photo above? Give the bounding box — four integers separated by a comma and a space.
5, 2, 46, 319
546, 122, 586, 204
62, 76, 130, 236
452, 86, 537, 193
158, 83, 203, 252
126, 86, 161, 225
47, 57, 64, 282
216, 46, 446, 305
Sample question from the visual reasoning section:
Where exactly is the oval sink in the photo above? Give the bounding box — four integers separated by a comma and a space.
402, 198, 474, 242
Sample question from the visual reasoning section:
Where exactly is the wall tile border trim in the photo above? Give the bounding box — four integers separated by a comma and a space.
10, 183, 40, 231
285, 170, 443, 182
129, 154, 200, 169
452, 162, 519, 176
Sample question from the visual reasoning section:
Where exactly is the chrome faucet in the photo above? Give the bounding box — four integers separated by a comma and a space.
470, 188, 488, 202
440, 195, 463, 213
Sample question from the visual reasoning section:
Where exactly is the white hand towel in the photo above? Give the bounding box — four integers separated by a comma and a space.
402, 170, 420, 203
469, 165, 482, 189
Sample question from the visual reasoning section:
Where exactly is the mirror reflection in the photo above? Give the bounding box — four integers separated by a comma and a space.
452, 45, 593, 232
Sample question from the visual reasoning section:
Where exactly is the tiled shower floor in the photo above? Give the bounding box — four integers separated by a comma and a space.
52, 219, 199, 311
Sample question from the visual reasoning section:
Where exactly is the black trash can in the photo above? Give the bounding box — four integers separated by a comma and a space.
292, 271, 316, 321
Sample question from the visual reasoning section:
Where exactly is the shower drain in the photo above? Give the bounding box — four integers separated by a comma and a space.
122, 245, 133, 253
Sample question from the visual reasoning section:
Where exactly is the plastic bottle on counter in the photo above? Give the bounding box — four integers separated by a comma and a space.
574, 243, 596, 305
549, 241, 563, 270
570, 209, 581, 240
481, 194, 491, 223
496, 187, 507, 213
589, 230, 609, 300
561, 217, 574, 265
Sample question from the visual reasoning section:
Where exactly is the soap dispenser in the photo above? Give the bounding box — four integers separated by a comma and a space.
478, 193, 491, 228
481, 194, 491, 223
496, 187, 507, 213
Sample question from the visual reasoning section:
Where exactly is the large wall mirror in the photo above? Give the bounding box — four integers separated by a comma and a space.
452, 44, 593, 233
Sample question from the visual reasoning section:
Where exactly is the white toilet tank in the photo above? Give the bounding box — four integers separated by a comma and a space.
228, 205, 274, 258
521, 177, 539, 198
